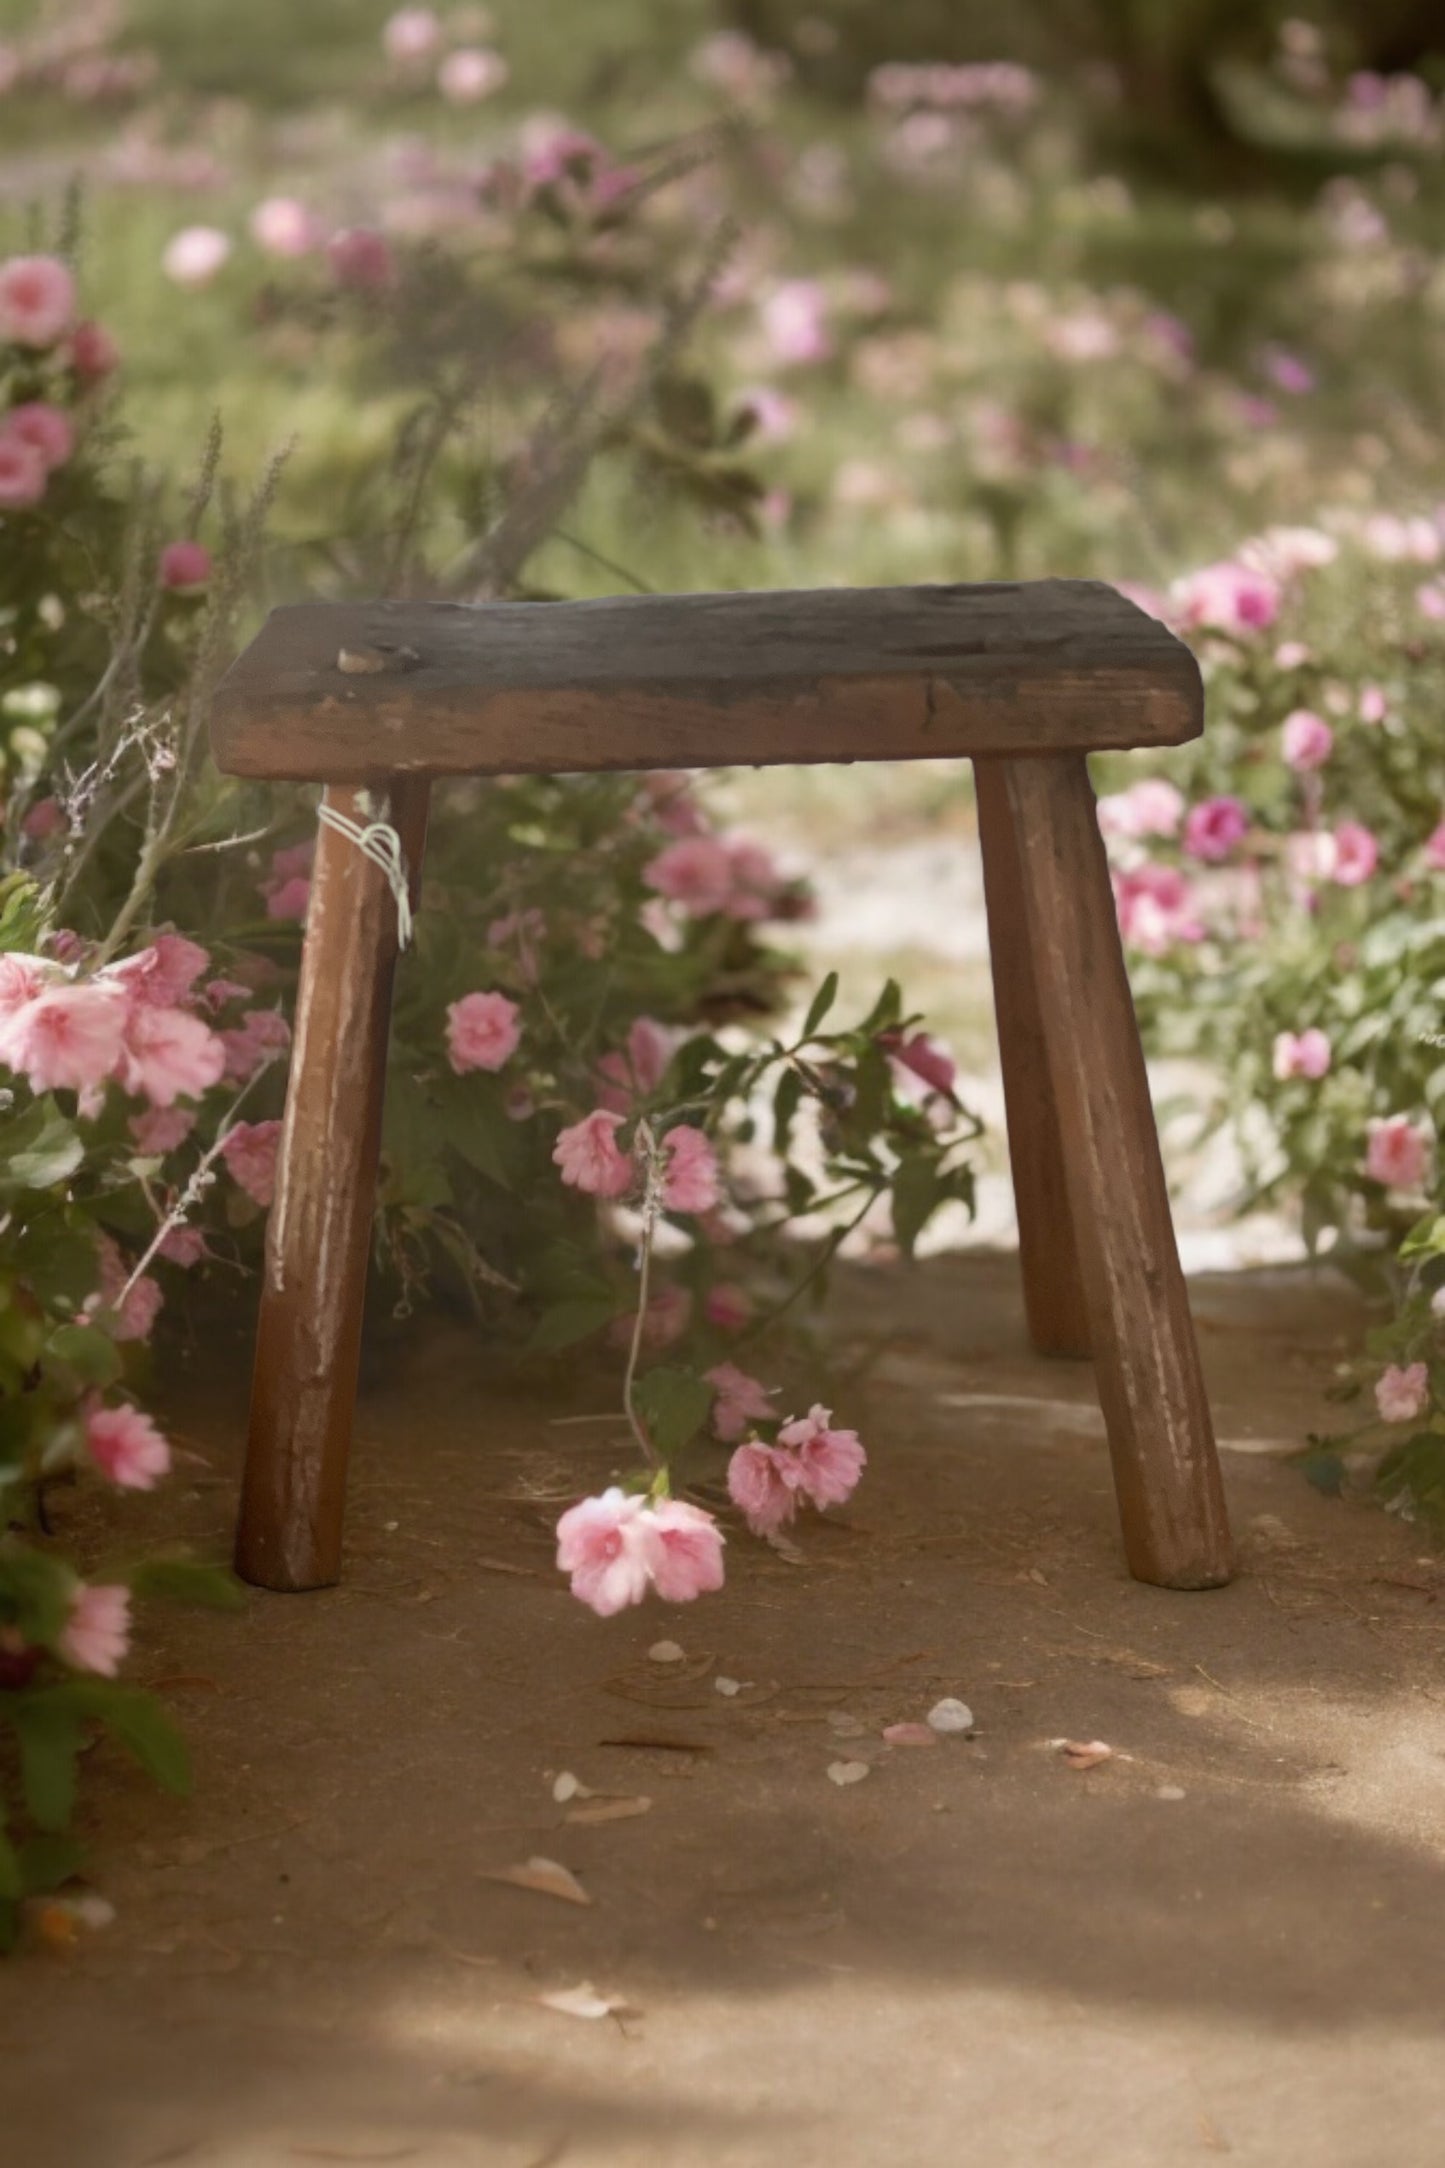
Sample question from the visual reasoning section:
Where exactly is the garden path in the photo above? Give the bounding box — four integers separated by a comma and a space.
9, 1252, 1445, 2167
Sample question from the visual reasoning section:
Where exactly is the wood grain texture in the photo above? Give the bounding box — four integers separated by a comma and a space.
974, 757, 1092, 1360
1001, 753, 1233, 1590
210, 582, 1203, 783
234, 775, 431, 1593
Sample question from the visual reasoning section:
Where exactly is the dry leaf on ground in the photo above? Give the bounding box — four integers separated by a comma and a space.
537, 1982, 633, 2020
482, 1857, 592, 1905
827, 1760, 871, 1786
882, 1723, 938, 1748
1058, 1739, 1114, 1770
565, 1795, 652, 1825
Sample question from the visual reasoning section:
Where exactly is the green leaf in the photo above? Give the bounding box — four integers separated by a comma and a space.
0, 1100, 83, 1194
13, 1700, 85, 1831
773, 1067, 804, 1156
892, 1153, 943, 1259
46, 1322, 122, 1389
0, 1830, 21, 1903
128, 1559, 246, 1611
433, 1074, 520, 1191
632, 1367, 714, 1457
1399, 1214, 1445, 1263
88, 1688, 191, 1796
801, 972, 839, 1039
856, 978, 903, 1037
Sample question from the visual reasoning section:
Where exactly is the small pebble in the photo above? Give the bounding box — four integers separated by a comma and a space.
1156, 1785, 1187, 1802
648, 1640, 685, 1664
551, 1771, 581, 1803
827, 1760, 870, 1787
883, 1723, 938, 1748
714, 1676, 745, 1697
927, 1698, 974, 1735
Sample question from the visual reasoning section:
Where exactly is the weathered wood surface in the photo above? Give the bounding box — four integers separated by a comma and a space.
235, 775, 431, 1592
211, 582, 1202, 783
1002, 753, 1233, 1590
974, 757, 1093, 1361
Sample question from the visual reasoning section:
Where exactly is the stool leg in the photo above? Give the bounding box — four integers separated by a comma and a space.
999, 753, 1232, 1590
235, 775, 431, 1593
975, 757, 1092, 1359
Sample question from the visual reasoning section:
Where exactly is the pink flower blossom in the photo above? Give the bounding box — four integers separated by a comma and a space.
437, 47, 509, 102
555, 1487, 725, 1615
1274, 640, 1311, 670
109, 934, 209, 1008
776, 1404, 867, 1508
1261, 347, 1314, 396
1272, 1029, 1331, 1081
159, 539, 212, 590
722, 836, 784, 921
159, 1225, 207, 1267
1417, 581, 1445, 622
1281, 708, 1334, 771
261, 839, 314, 921
119, 1004, 225, 1107
0, 979, 127, 1097
1172, 560, 1280, 638
1331, 821, 1378, 886
22, 796, 65, 841
553, 1108, 633, 1198
162, 226, 232, 288
0, 254, 76, 346
706, 1361, 775, 1441
59, 1583, 131, 1677
219, 1006, 291, 1084
128, 1105, 195, 1155
661, 1124, 720, 1214
383, 6, 441, 60
0, 433, 46, 509
625, 1284, 693, 1350
1112, 863, 1205, 954
86, 1402, 171, 1490
1358, 684, 1389, 725
1183, 796, 1249, 863
0, 952, 46, 1021
885, 1031, 956, 1097
326, 227, 396, 291
704, 1284, 752, 1333
94, 1234, 163, 1342
596, 1015, 679, 1112
1424, 820, 1445, 872
644, 835, 735, 916
1097, 778, 1185, 840
5, 401, 73, 471
639, 770, 706, 837
1365, 1115, 1430, 1191
1375, 1363, 1429, 1426
727, 1440, 800, 1534
70, 319, 119, 378
760, 279, 832, 367
446, 989, 521, 1075
203, 976, 253, 1011
249, 196, 322, 258
221, 1118, 283, 1207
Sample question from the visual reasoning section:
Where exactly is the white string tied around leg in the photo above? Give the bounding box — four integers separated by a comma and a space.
316, 802, 415, 950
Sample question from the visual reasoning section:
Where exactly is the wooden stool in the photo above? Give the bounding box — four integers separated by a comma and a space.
210, 581, 1233, 1597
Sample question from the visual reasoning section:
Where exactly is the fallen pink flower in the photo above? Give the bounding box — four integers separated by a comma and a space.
882, 1723, 938, 1748
86, 1403, 171, 1490
776, 1404, 866, 1509
726, 1440, 800, 1534
59, 1583, 131, 1677
555, 1488, 725, 1614
1375, 1363, 1429, 1426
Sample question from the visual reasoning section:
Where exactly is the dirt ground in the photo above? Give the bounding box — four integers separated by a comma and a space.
6, 1250, 1445, 2168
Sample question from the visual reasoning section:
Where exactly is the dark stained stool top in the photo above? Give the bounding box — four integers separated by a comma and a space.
210, 579, 1201, 785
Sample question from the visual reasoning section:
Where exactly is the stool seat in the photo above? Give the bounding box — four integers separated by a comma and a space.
211, 580, 1201, 785
210, 576, 1231, 1600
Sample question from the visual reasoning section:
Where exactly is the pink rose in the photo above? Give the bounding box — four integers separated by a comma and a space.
326, 228, 396, 291
128, 1105, 196, 1155
69, 319, 119, 378
726, 1440, 800, 1534
1183, 796, 1249, 863
109, 933, 209, 1008
249, 196, 322, 258
644, 836, 734, 916
93, 1233, 163, 1342
646, 1498, 726, 1603
5, 401, 74, 471
1374, 1362, 1429, 1426
1272, 1029, 1331, 1081
159, 539, 212, 590
446, 989, 521, 1075
159, 1225, 207, 1267
0, 433, 47, 509
261, 839, 314, 921
660, 1124, 721, 1214
119, 1004, 226, 1107
0, 979, 127, 1097
86, 1402, 172, 1490
1364, 1115, 1430, 1192
776, 1404, 867, 1508
1172, 560, 1280, 638
221, 1118, 283, 1207
554, 1487, 725, 1615
0, 254, 76, 347
760, 279, 832, 367
1281, 709, 1333, 771
1097, 778, 1185, 840
59, 1583, 131, 1677
162, 226, 232, 288
1113, 863, 1204, 954
219, 1006, 291, 1084
437, 47, 509, 102
553, 1108, 633, 1198
1331, 821, 1378, 886
706, 1360, 775, 1441
704, 1283, 753, 1333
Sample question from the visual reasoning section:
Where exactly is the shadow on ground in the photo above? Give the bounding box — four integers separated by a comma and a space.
7, 1253, 1444, 2167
